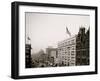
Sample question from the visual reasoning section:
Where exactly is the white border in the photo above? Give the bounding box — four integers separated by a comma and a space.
19, 5, 95, 76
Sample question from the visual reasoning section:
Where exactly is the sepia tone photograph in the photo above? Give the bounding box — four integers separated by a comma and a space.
25, 12, 90, 68
11, 2, 97, 79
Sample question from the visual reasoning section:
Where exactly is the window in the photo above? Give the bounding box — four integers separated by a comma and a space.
71, 53, 74, 55
71, 39, 74, 44
72, 46, 75, 50
71, 63, 75, 65
68, 41, 70, 44
71, 51, 74, 54
71, 57, 75, 59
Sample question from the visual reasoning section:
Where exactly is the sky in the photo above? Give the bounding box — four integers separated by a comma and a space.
25, 12, 90, 54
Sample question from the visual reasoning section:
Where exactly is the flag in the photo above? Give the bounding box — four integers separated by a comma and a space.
27, 37, 31, 40
66, 27, 71, 36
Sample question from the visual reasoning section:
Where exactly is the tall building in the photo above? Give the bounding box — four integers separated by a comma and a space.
58, 36, 77, 66
38, 50, 49, 67
25, 44, 32, 68
85, 29, 89, 65
76, 27, 89, 65
46, 47, 58, 66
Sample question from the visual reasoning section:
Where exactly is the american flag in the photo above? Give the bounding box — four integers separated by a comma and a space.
66, 27, 71, 37
27, 37, 31, 40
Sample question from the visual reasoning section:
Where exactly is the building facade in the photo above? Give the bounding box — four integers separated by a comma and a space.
46, 48, 58, 66
58, 36, 76, 66
76, 27, 89, 65
25, 44, 32, 68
